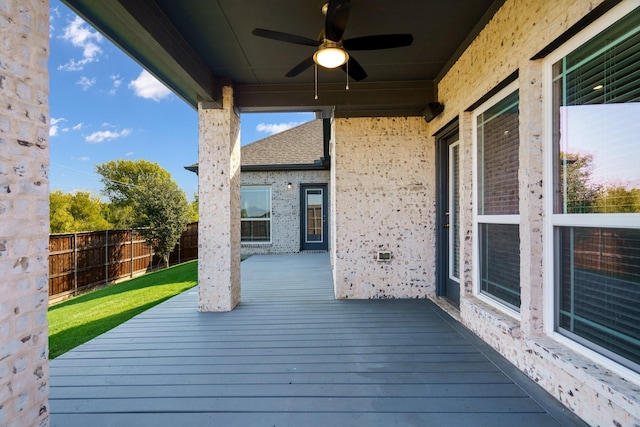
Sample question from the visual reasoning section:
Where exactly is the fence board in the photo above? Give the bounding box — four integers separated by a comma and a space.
49, 222, 198, 301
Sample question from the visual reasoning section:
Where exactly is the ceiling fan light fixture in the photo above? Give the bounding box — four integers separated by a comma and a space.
314, 44, 349, 68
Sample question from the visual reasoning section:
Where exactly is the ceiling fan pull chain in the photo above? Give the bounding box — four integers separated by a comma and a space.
315, 63, 319, 100
346, 60, 350, 90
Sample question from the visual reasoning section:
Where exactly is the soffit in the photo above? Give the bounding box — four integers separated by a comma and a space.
62, 0, 504, 117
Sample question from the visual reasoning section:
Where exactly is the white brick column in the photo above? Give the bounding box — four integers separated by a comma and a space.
197, 86, 241, 312
458, 111, 475, 300
0, 1, 51, 425
518, 59, 545, 336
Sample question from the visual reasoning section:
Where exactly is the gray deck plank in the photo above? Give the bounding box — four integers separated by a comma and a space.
50, 383, 529, 399
52, 412, 567, 427
50, 253, 587, 427
50, 371, 515, 386
62, 344, 477, 355
52, 396, 547, 414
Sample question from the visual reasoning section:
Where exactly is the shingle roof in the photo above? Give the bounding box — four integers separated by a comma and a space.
184, 120, 324, 173
241, 119, 323, 166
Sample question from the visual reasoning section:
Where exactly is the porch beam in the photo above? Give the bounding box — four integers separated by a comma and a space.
233, 81, 436, 118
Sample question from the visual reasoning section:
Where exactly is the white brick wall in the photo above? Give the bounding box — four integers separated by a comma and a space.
241, 170, 330, 255
430, 0, 639, 425
332, 117, 435, 299
0, 0, 50, 426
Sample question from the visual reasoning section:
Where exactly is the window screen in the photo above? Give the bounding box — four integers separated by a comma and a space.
552, 6, 640, 372
476, 88, 521, 310
553, 8, 640, 214
557, 227, 640, 370
477, 91, 520, 215
480, 223, 521, 309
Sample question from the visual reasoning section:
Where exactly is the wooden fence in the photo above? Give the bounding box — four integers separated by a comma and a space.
49, 222, 198, 301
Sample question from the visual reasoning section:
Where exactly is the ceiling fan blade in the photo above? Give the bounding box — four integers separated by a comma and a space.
341, 55, 367, 81
285, 56, 316, 78
325, 0, 350, 42
343, 34, 414, 51
252, 28, 320, 47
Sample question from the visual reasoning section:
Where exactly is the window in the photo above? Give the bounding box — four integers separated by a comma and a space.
549, 5, 640, 371
241, 186, 271, 243
475, 86, 521, 311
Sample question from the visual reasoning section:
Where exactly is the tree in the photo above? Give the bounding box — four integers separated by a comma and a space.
103, 204, 136, 229
188, 193, 199, 223
95, 159, 172, 222
50, 191, 112, 233
96, 160, 190, 268
595, 185, 640, 213
134, 179, 191, 268
560, 152, 601, 213
50, 191, 75, 233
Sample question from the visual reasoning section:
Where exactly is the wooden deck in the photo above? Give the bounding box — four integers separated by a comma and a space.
50, 253, 587, 426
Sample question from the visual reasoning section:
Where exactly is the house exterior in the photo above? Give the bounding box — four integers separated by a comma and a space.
187, 119, 331, 255
2, 1, 639, 426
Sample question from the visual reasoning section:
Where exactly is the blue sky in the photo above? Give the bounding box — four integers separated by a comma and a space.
48, 1, 314, 200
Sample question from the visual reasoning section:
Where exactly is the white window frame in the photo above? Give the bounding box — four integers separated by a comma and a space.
542, 0, 640, 382
240, 185, 272, 244
449, 141, 461, 284
472, 80, 522, 320
304, 187, 324, 244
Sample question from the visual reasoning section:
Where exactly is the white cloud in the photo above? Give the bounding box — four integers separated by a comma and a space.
71, 156, 90, 161
85, 128, 131, 143
125, 152, 135, 157
256, 122, 302, 135
108, 74, 123, 95
50, 7, 60, 37
110, 74, 123, 88
72, 122, 84, 131
58, 59, 90, 72
58, 16, 103, 71
76, 76, 96, 91
49, 117, 67, 137
128, 70, 171, 102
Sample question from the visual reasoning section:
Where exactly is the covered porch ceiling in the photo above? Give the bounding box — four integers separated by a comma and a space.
61, 0, 504, 118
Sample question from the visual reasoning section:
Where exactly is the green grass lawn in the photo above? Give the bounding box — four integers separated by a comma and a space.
48, 260, 198, 359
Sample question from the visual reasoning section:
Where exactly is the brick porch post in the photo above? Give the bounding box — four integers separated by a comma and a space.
197, 86, 241, 312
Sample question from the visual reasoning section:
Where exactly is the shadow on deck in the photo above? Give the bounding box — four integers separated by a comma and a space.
50, 253, 587, 426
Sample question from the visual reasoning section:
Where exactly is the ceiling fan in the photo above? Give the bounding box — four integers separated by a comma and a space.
252, 0, 413, 82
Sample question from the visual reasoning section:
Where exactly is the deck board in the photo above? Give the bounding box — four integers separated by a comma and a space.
50, 253, 587, 427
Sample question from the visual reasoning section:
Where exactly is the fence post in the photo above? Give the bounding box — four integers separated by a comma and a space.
105, 229, 109, 285
73, 233, 78, 296
130, 229, 134, 278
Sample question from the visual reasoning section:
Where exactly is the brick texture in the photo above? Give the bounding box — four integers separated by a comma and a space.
0, 0, 50, 426
332, 117, 435, 299
197, 87, 241, 312
427, 1, 639, 425
241, 170, 330, 255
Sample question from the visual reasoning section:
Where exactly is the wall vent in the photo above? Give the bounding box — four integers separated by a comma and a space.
376, 251, 392, 262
